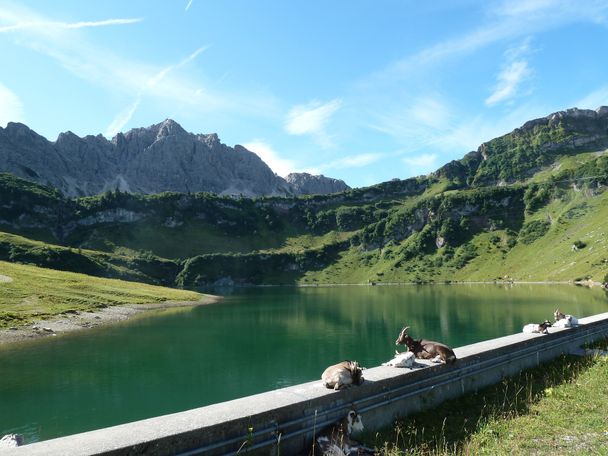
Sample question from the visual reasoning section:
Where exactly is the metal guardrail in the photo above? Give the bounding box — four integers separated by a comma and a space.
174, 316, 608, 456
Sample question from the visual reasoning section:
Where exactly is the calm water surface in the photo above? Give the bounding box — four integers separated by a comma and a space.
0, 284, 606, 443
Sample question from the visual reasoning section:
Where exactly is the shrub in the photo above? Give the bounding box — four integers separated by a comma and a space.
572, 240, 587, 249
518, 220, 550, 244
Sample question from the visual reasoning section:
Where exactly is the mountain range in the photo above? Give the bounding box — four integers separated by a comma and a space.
0, 119, 349, 198
0, 106, 607, 289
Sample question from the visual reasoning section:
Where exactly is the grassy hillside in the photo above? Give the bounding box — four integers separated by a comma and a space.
1, 109, 608, 287
0, 260, 201, 328
364, 339, 608, 455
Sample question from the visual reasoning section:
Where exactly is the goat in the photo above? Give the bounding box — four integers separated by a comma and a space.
554, 309, 579, 327
314, 409, 375, 456
321, 361, 364, 390
382, 350, 416, 368
522, 320, 552, 334
395, 326, 456, 364
0, 434, 23, 448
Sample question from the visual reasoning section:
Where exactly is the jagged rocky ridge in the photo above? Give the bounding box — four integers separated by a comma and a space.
0, 119, 349, 198
434, 106, 608, 186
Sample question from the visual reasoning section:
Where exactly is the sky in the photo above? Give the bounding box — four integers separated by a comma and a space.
1, 1, 608, 188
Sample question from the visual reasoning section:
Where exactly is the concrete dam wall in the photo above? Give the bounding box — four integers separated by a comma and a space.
7, 312, 608, 456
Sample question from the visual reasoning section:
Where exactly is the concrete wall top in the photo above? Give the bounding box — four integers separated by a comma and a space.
6, 312, 608, 456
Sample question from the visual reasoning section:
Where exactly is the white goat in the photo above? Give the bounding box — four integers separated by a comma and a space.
554, 309, 579, 327
522, 320, 552, 334
382, 350, 415, 368
0, 434, 23, 448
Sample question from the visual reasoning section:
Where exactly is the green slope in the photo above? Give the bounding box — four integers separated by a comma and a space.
0, 260, 201, 328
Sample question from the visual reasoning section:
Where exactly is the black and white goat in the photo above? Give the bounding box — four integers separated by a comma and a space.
395, 326, 456, 364
0, 434, 23, 448
522, 320, 552, 334
553, 309, 579, 328
321, 361, 364, 390
314, 409, 375, 456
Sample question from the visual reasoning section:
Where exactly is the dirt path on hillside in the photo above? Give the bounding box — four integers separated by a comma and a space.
0, 295, 221, 347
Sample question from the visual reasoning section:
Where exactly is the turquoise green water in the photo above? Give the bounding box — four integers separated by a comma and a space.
0, 284, 606, 444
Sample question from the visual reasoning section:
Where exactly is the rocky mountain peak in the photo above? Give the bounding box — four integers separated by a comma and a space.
0, 120, 349, 198
154, 119, 188, 140
285, 172, 350, 195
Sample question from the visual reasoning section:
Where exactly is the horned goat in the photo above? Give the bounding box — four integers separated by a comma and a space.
553, 309, 579, 328
395, 326, 456, 364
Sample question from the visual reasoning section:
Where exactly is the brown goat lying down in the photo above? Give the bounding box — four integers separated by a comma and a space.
321, 360, 364, 390
395, 326, 457, 364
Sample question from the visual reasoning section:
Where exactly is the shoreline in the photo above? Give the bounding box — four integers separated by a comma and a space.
0, 294, 221, 347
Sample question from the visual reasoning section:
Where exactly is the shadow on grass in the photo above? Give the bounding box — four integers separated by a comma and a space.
362, 344, 607, 455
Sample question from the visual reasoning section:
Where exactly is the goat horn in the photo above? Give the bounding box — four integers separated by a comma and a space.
402, 326, 410, 333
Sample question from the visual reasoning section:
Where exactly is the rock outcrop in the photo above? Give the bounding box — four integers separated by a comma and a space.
0, 120, 348, 198
284, 172, 350, 195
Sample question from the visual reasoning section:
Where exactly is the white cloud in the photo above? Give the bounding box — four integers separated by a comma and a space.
0, 3, 280, 135
242, 141, 297, 177
485, 60, 531, 106
485, 39, 533, 106
284, 99, 342, 147
363, 0, 608, 87
0, 17, 142, 33
0, 82, 24, 126
105, 96, 141, 138
104, 46, 209, 136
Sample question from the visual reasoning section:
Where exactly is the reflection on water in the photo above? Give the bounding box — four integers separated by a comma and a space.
0, 284, 605, 444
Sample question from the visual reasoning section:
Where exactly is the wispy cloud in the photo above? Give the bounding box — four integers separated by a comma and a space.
185, 0, 194, 12
0, 3, 280, 136
0, 82, 24, 126
105, 96, 142, 138
403, 153, 438, 175
105, 46, 209, 136
0, 18, 142, 33
284, 99, 342, 147
485, 38, 533, 106
363, 0, 608, 87
242, 140, 297, 176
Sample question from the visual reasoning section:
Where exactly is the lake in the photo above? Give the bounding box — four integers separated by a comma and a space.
0, 284, 606, 444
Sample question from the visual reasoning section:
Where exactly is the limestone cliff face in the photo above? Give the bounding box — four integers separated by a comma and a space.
284, 172, 350, 195
0, 119, 345, 197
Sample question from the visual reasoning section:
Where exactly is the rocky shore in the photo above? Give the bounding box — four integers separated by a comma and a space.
0, 295, 220, 346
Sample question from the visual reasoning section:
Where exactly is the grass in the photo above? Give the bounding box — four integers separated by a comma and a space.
0, 260, 202, 328
362, 338, 608, 455
301, 188, 608, 285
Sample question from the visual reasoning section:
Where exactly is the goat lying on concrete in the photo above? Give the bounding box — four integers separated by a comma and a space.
522, 320, 552, 334
395, 326, 456, 364
382, 350, 416, 368
0, 434, 23, 448
553, 309, 579, 328
321, 361, 364, 390
314, 409, 375, 456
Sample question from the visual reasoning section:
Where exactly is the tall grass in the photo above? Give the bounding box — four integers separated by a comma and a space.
364, 339, 608, 455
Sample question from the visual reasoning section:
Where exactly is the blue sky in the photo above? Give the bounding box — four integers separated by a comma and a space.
1, 0, 608, 188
